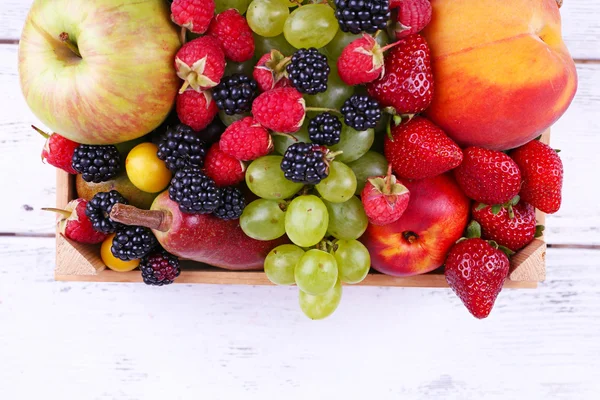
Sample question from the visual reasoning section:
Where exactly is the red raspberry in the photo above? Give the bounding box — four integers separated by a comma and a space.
175, 36, 225, 93
393, 0, 432, 39
361, 165, 410, 226
35, 125, 79, 174
454, 147, 522, 206
253, 51, 291, 92
171, 0, 215, 34
252, 87, 305, 133
204, 143, 246, 187
220, 117, 273, 161
338, 34, 386, 85
176, 90, 218, 131
207, 9, 255, 63
45, 199, 107, 244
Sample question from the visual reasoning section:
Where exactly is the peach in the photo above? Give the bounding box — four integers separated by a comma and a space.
422, 0, 577, 150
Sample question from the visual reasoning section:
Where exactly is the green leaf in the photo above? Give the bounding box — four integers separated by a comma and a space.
555, 149, 562, 153
510, 195, 520, 206
475, 203, 488, 211
497, 244, 516, 258
491, 204, 502, 215
466, 220, 482, 239
535, 225, 546, 238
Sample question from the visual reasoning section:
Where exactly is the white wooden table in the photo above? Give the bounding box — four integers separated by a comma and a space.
1, 2, 599, 399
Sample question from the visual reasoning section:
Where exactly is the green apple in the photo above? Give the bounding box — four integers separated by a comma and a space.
18, 0, 181, 145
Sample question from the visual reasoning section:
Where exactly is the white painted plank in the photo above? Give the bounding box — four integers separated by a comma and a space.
1, 0, 599, 59
0, 237, 598, 399
2, 42, 599, 244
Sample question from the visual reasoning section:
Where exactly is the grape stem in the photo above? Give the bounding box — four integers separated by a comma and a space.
305, 107, 341, 116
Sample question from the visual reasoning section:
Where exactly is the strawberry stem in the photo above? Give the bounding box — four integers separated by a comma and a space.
32, 125, 50, 139
42, 207, 72, 219
109, 204, 172, 232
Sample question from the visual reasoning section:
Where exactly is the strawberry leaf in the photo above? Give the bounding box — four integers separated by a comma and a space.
475, 203, 488, 211
466, 220, 482, 239
491, 204, 502, 215
535, 225, 545, 238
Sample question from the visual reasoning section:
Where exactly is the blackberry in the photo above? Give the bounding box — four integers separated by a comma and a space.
85, 190, 128, 234
169, 166, 222, 214
335, 0, 390, 34
71, 144, 121, 183
340, 95, 382, 131
214, 187, 246, 220
212, 74, 258, 115
286, 48, 330, 95
111, 225, 158, 261
140, 248, 181, 286
157, 123, 207, 172
308, 113, 343, 146
281, 143, 329, 185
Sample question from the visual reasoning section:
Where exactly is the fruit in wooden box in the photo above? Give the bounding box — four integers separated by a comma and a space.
109, 192, 286, 270
18, 0, 181, 144
76, 173, 157, 211
361, 173, 470, 276
422, 0, 577, 150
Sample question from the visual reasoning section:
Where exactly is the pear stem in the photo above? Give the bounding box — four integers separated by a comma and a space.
59, 32, 81, 58
32, 125, 50, 139
109, 204, 172, 232
42, 208, 72, 219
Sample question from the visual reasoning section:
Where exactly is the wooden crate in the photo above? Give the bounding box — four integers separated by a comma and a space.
53, 134, 549, 288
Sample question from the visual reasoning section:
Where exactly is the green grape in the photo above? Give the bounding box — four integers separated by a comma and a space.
325, 29, 390, 60
316, 161, 357, 203
224, 58, 255, 76
240, 199, 286, 241
264, 244, 304, 285
324, 196, 368, 240
347, 151, 389, 194
284, 4, 338, 49
247, 0, 289, 37
281, 0, 299, 7
215, 0, 249, 14
295, 249, 338, 295
285, 195, 329, 247
329, 124, 375, 163
299, 279, 342, 320
273, 121, 310, 155
253, 33, 296, 59
305, 62, 354, 110
334, 239, 371, 284
219, 111, 250, 126
246, 156, 303, 200
370, 114, 390, 154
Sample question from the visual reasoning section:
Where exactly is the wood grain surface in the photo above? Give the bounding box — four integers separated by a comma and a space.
1, 1, 599, 399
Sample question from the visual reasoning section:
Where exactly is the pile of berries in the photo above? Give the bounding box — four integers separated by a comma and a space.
37, 0, 565, 320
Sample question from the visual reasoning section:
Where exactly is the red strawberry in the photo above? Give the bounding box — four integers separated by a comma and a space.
393, 0, 432, 39
219, 117, 273, 161
253, 51, 291, 92
454, 147, 522, 205
207, 9, 255, 63
384, 117, 462, 180
176, 90, 219, 131
175, 36, 226, 93
338, 34, 387, 85
44, 199, 107, 244
204, 143, 246, 187
510, 140, 563, 214
171, 0, 215, 34
366, 34, 433, 115
252, 87, 306, 133
445, 238, 510, 319
34, 125, 79, 174
472, 201, 537, 252
361, 165, 410, 226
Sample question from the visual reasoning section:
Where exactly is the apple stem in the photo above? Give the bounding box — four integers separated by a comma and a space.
59, 32, 81, 58
31, 125, 50, 139
109, 204, 172, 232
42, 207, 71, 219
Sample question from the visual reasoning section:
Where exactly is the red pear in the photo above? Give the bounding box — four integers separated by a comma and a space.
110, 191, 286, 270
